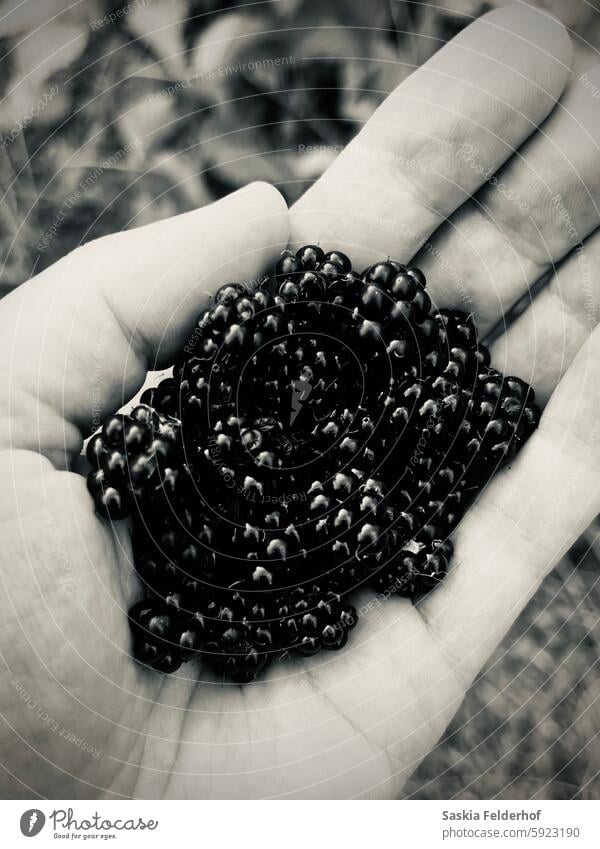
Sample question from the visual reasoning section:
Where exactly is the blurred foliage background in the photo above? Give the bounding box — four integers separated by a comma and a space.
0, 0, 598, 798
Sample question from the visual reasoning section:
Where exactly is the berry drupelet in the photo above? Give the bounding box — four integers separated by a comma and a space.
87, 247, 540, 681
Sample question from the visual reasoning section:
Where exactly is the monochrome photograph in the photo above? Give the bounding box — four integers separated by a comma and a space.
0, 0, 598, 832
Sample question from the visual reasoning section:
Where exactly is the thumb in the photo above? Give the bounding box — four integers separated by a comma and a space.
0, 183, 289, 466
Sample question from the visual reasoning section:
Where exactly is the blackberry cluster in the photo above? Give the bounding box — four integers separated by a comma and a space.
87, 247, 539, 682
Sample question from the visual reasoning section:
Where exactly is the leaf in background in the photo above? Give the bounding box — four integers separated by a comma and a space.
118, 91, 176, 162
127, 0, 190, 80
145, 144, 214, 210
189, 11, 261, 83
0, 20, 88, 130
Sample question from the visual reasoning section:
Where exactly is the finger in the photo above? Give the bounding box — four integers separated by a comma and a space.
490, 227, 600, 404
0, 182, 289, 464
419, 320, 600, 689
291, 5, 571, 267
414, 65, 600, 333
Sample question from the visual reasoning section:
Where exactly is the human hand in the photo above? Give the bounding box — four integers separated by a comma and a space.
1, 4, 598, 799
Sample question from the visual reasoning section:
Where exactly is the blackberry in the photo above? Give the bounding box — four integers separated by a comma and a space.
274, 586, 357, 655
465, 368, 540, 476
86, 248, 539, 681
200, 590, 273, 683
371, 539, 452, 597
128, 598, 183, 673
85, 409, 182, 520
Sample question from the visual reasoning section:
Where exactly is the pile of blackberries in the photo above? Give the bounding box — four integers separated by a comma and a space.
86, 247, 540, 682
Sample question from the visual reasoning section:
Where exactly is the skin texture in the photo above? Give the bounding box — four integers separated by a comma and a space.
1, 5, 599, 799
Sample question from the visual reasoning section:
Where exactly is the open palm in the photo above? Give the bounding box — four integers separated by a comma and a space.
2, 5, 600, 799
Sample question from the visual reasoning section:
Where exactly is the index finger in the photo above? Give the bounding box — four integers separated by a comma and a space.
291, 4, 571, 272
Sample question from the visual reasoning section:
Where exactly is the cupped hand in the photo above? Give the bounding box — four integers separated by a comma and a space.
1, 4, 599, 799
